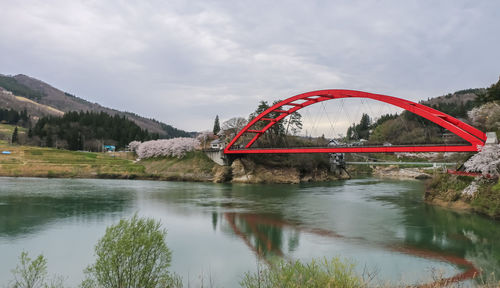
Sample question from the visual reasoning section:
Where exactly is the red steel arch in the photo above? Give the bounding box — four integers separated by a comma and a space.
224, 90, 486, 154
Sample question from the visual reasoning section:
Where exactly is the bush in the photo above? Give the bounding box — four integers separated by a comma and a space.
240, 257, 363, 288
9, 251, 64, 288
81, 214, 181, 288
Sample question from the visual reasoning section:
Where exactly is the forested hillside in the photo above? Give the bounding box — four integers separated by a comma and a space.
346, 77, 500, 145
32, 111, 158, 151
0, 73, 191, 138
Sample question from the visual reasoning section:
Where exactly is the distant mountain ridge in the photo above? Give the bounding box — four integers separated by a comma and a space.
0, 74, 191, 138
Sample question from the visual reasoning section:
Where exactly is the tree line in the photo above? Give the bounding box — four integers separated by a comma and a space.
32, 111, 160, 151
0, 108, 29, 125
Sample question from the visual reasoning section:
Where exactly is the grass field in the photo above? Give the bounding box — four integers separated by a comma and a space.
140, 151, 215, 181
0, 143, 145, 179
0, 122, 217, 181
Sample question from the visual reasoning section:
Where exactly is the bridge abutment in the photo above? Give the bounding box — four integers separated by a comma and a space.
204, 149, 232, 166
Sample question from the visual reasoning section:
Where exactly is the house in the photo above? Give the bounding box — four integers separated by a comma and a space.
210, 139, 224, 150
103, 145, 116, 152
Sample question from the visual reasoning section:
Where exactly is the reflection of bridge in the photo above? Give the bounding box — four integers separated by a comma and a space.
224, 90, 486, 154
223, 212, 479, 287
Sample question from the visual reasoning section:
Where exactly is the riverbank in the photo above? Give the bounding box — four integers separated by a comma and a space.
425, 173, 500, 219
0, 145, 145, 179
0, 145, 350, 183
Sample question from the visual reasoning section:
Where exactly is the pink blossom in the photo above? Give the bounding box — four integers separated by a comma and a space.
463, 144, 500, 177
134, 137, 200, 159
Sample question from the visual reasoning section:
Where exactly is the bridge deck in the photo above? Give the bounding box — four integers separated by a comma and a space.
224, 144, 478, 154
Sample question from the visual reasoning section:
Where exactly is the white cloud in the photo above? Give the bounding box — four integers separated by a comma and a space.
1, 0, 499, 134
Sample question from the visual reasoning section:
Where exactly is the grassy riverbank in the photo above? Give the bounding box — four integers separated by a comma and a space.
0, 144, 145, 179
426, 173, 500, 219
0, 143, 221, 181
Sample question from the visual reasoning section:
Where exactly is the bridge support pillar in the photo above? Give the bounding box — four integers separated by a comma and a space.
204, 149, 232, 166
329, 153, 346, 176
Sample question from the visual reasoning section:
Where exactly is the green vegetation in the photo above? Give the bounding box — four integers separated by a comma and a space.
33, 111, 158, 151
213, 115, 221, 134
9, 214, 500, 287
140, 151, 215, 181
82, 215, 181, 288
240, 257, 362, 288
426, 174, 500, 219
347, 113, 371, 140
0, 144, 145, 179
247, 100, 302, 147
478, 77, 500, 103
11, 127, 18, 144
0, 124, 27, 144
471, 178, 500, 219
0, 75, 45, 101
0, 108, 29, 126
426, 174, 474, 202
248, 152, 330, 174
9, 251, 63, 288
429, 101, 479, 118
156, 120, 193, 138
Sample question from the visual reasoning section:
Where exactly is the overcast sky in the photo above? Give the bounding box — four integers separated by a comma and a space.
1, 0, 499, 134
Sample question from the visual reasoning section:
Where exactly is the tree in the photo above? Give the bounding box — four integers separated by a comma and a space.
478, 76, 500, 103
464, 144, 500, 177
213, 115, 221, 135
219, 117, 248, 138
82, 214, 181, 288
128, 140, 141, 153
135, 137, 200, 159
11, 126, 18, 144
345, 114, 371, 141
9, 251, 64, 288
284, 111, 303, 135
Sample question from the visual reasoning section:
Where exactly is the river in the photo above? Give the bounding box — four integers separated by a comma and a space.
0, 177, 499, 287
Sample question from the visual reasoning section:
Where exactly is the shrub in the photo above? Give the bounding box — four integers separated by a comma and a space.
9, 251, 64, 288
81, 214, 181, 288
240, 257, 362, 288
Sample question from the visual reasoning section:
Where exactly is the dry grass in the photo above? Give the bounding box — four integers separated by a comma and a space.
140, 151, 216, 181
0, 144, 145, 179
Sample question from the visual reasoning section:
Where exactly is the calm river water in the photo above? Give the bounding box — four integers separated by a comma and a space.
0, 177, 499, 287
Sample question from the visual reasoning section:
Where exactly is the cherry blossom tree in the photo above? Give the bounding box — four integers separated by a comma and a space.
128, 141, 141, 153
468, 102, 500, 132
133, 138, 200, 159
196, 131, 216, 149
463, 144, 500, 177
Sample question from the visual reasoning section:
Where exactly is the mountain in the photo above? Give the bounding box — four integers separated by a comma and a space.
0, 74, 191, 138
421, 88, 485, 119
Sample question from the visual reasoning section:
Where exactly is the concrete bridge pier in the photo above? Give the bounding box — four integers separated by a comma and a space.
329, 152, 348, 177
204, 149, 231, 166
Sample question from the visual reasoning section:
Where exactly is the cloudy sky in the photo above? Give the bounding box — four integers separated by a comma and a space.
1, 0, 499, 134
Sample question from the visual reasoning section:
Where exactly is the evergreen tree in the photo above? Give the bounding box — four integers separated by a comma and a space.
46, 134, 53, 147
486, 76, 500, 102
213, 115, 221, 135
11, 126, 18, 144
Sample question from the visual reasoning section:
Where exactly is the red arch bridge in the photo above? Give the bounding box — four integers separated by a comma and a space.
223, 90, 486, 155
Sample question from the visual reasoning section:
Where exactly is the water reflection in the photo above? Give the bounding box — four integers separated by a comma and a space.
0, 177, 499, 286
373, 188, 500, 278
0, 178, 134, 238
